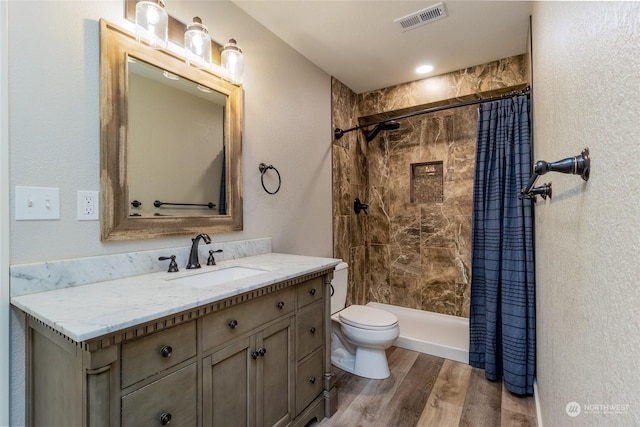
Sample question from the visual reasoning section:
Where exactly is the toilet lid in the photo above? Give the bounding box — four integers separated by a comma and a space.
339, 305, 398, 330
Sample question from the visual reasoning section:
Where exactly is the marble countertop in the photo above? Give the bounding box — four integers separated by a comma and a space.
11, 253, 341, 343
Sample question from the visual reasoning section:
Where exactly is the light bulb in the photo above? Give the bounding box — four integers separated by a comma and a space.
135, 0, 168, 49
221, 39, 244, 84
185, 17, 212, 69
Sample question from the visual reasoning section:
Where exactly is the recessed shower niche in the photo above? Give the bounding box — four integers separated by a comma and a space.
410, 161, 444, 204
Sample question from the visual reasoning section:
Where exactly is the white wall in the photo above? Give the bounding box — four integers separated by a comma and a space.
8, 0, 333, 264
8, 1, 332, 423
1, 0, 10, 424
532, 2, 640, 426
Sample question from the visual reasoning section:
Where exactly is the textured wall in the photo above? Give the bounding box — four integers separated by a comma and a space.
532, 2, 640, 426
333, 55, 527, 315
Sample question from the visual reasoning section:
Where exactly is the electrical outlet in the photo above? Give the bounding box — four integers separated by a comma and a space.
77, 190, 99, 220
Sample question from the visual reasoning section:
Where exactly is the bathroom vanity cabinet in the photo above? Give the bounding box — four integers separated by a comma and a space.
21, 268, 337, 427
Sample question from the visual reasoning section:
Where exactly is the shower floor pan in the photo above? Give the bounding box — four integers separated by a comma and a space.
367, 302, 469, 364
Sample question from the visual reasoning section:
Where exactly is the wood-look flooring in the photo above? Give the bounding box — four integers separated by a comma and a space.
315, 347, 537, 427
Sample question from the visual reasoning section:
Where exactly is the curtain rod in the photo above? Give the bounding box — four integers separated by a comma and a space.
334, 85, 531, 140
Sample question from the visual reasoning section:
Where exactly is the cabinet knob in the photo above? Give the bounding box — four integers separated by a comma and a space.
251, 347, 267, 360
308, 376, 316, 384
228, 319, 238, 329
277, 301, 285, 309
160, 346, 173, 358
309, 327, 316, 334
309, 288, 316, 296
159, 412, 172, 425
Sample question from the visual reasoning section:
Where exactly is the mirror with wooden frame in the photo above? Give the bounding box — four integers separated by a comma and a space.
100, 19, 243, 240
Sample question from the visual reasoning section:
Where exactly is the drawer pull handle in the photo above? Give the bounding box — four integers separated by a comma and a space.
309, 288, 316, 296
309, 327, 316, 334
277, 301, 285, 309
160, 346, 173, 358
308, 376, 316, 384
228, 320, 238, 329
159, 412, 172, 425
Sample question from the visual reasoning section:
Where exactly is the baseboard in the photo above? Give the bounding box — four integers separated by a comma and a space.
534, 378, 543, 427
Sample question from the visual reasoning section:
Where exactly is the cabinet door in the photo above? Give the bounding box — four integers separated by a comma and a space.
203, 337, 254, 427
256, 318, 294, 427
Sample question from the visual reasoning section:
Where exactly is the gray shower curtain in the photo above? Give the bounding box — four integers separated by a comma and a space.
469, 94, 535, 395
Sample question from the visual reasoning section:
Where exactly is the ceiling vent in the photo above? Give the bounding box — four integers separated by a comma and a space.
394, 2, 448, 32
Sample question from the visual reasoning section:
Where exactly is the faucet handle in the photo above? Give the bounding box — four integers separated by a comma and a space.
207, 249, 223, 266
159, 255, 179, 272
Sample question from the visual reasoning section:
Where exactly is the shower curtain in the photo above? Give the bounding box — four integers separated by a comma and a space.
469, 94, 535, 395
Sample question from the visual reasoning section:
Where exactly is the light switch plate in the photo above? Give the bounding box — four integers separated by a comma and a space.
15, 186, 60, 220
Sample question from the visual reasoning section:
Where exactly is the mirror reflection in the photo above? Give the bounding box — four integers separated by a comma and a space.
100, 19, 243, 241
127, 58, 228, 217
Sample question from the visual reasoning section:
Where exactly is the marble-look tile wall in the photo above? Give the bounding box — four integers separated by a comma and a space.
367, 106, 477, 316
332, 78, 369, 306
332, 54, 528, 317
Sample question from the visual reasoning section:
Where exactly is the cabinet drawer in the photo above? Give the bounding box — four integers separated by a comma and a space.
121, 363, 197, 427
297, 277, 323, 308
202, 287, 294, 350
296, 349, 323, 415
296, 301, 324, 359
121, 321, 196, 388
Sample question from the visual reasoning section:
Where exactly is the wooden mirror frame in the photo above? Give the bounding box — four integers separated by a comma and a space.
100, 19, 243, 240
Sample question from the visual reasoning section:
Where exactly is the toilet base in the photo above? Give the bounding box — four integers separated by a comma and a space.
331, 345, 391, 380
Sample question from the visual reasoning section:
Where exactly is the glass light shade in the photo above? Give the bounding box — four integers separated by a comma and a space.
221, 39, 244, 84
184, 17, 212, 69
135, 0, 168, 49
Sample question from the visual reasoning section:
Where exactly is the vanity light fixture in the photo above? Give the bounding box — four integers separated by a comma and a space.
135, 0, 168, 49
184, 16, 212, 69
221, 39, 244, 84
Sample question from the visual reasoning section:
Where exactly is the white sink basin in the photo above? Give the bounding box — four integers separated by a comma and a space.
169, 266, 268, 288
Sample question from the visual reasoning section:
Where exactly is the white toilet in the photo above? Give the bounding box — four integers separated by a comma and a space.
330, 262, 400, 379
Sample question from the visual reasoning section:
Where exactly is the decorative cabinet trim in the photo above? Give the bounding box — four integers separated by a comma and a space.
27, 268, 333, 352
24, 267, 337, 426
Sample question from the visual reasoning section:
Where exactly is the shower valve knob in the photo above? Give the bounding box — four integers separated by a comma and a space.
354, 198, 368, 215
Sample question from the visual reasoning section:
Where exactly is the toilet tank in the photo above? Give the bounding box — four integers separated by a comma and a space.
331, 262, 349, 315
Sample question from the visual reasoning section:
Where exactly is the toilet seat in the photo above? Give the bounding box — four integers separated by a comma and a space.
339, 305, 398, 331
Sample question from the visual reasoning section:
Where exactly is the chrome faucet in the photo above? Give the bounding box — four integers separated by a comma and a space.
186, 233, 211, 269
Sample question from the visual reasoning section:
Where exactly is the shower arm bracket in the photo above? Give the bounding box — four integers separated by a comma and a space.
334, 121, 400, 142
519, 148, 590, 201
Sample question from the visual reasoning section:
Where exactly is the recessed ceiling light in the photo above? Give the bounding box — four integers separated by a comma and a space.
162, 70, 179, 81
416, 64, 434, 74
197, 85, 213, 93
